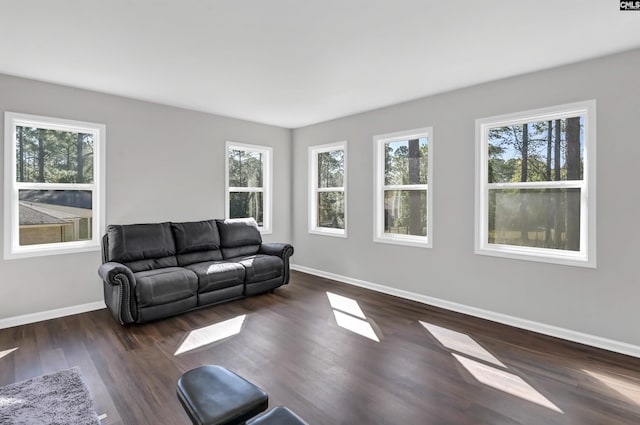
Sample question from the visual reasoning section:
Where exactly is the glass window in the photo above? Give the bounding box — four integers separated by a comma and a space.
374, 128, 433, 248
309, 142, 346, 237
225, 142, 272, 233
475, 101, 596, 267
4, 112, 105, 259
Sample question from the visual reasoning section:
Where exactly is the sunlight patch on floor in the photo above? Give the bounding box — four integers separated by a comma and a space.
327, 292, 381, 342
327, 292, 366, 319
333, 310, 380, 342
420, 321, 505, 368
420, 320, 562, 414
454, 354, 563, 413
174, 315, 246, 355
0, 347, 18, 359
583, 369, 640, 405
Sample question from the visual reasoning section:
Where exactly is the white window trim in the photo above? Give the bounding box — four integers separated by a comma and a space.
474, 100, 596, 268
225, 141, 273, 234
308, 141, 347, 238
3, 112, 106, 260
373, 127, 433, 248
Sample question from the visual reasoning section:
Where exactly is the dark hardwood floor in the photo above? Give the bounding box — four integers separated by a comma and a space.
1, 271, 640, 424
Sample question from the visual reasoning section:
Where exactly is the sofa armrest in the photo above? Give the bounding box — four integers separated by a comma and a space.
259, 242, 294, 259
97, 262, 138, 324
259, 243, 294, 285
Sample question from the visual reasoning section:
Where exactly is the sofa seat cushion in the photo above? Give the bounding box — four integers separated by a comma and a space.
184, 262, 245, 293
135, 267, 198, 308
228, 255, 283, 284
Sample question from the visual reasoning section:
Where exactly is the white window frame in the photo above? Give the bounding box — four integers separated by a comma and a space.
225, 141, 272, 234
308, 141, 347, 237
3, 112, 106, 260
373, 127, 433, 248
474, 100, 596, 268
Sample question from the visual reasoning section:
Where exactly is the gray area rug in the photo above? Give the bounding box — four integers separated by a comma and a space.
0, 367, 101, 425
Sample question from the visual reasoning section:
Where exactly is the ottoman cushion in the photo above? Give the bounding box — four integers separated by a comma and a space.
177, 365, 268, 425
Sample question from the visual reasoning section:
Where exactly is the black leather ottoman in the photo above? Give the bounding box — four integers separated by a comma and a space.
177, 365, 268, 425
247, 407, 308, 425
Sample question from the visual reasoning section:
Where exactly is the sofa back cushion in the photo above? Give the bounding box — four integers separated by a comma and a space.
106, 223, 177, 272
216, 218, 262, 258
171, 220, 223, 265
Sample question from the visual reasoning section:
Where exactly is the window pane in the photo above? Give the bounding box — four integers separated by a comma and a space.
488, 188, 580, 251
228, 149, 263, 187
384, 138, 428, 185
15, 126, 94, 184
18, 189, 93, 246
384, 190, 427, 236
488, 117, 584, 183
229, 191, 263, 226
317, 192, 345, 229
317, 149, 344, 188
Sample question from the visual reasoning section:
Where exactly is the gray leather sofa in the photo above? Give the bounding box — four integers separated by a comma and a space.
97, 218, 294, 324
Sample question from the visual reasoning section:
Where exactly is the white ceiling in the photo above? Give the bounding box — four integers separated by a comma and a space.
1, 1, 639, 128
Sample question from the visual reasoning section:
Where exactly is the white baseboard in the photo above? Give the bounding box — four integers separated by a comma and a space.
0, 301, 105, 330
291, 264, 640, 359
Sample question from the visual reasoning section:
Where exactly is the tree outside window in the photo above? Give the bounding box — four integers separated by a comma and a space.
374, 128, 433, 248
309, 142, 346, 237
4, 112, 104, 259
475, 101, 596, 267
225, 142, 272, 233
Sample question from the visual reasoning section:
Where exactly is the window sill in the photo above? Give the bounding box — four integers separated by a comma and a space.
475, 244, 595, 268
374, 234, 431, 249
309, 228, 347, 238
4, 241, 101, 260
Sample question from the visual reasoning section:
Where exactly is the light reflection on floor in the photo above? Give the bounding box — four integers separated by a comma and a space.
421, 320, 563, 414
333, 310, 380, 342
454, 353, 563, 413
327, 292, 366, 319
174, 314, 246, 355
420, 321, 505, 368
0, 347, 18, 360
583, 369, 640, 405
327, 292, 381, 342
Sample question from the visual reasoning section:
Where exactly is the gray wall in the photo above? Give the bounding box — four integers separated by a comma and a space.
0, 74, 291, 320
292, 48, 640, 346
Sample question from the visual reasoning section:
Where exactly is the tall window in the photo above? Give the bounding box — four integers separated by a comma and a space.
4, 112, 105, 259
475, 100, 596, 267
225, 142, 272, 233
309, 141, 347, 237
374, 128, 433, 248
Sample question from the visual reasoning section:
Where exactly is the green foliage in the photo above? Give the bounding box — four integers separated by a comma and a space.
318, 149, 344, 188
316, 148, 345, 229
228, 149, 264, 224
486, 118, 584, 251
384, 190, 427, 236
317, 192, 344, 229
383, 138, 429, 235
228, 149, 263, 187
229, 192, 263, 226
384, 139, 428, 185
487, 119, 583, 183
16, 126, 94, 184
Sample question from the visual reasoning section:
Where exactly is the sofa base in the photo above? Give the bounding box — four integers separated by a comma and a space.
245, 277, 284, 296
199, 285, 244, 305
138, 296, 198, 323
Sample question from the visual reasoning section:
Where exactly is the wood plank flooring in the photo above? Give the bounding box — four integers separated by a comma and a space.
1, 271, 640, 424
